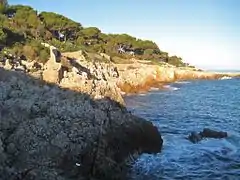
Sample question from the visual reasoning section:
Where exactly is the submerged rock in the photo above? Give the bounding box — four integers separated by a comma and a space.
200, 128, 228, 139
188, 132, 202, 144
0, 68, 163, 180
187, 128, 228, 143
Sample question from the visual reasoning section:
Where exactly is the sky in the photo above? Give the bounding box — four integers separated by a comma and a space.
9, 0, 240, 70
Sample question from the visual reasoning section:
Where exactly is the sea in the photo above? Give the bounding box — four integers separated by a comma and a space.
125, 77, 240, 180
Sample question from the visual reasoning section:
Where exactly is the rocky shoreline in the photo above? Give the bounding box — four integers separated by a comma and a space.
1, 44, 239, 102
0, 68, 163, 180
0, 44, 239, 179
116, 63, 240, 94
0, 45, 165, 180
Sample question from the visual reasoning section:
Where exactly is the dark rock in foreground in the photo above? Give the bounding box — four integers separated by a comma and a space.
188, 128, 228, 143
0, 68, 163, 180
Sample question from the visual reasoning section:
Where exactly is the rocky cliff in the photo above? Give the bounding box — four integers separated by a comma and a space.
0, 67, 163, 180
116, 63, 237, 94
1, 44, 238, 98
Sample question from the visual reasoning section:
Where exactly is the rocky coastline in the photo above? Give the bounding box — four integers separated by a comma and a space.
0, 45, 165, 180
0, 44, 239, 179
1, 44, 239, 101
116, 63, 239, 95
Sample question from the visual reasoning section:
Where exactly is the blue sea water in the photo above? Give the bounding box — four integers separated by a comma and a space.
125, 78, 240, 180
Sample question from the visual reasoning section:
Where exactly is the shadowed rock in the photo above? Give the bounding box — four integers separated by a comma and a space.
200, 128, 228, 139
0, 67, 163, 180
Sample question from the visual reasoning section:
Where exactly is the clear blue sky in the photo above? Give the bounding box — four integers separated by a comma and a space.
9, 0, 240, 70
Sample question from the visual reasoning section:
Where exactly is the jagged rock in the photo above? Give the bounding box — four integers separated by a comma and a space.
43, 61, 63, 84
62, 50, 87, 62
157, 67, 176, 82
14, 64, 26, 72
21, 60, 42, 71
117, 64, 162, 93
60, 71, 87, 87
0, 68, 163, 180
42, 45, 63, 84
72, 66, 79, 74
100, 53, 111, 62
29, 70, 43, 79
4, 59, 12, 70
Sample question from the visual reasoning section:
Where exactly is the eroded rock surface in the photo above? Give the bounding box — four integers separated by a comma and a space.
0, 68, 163, 180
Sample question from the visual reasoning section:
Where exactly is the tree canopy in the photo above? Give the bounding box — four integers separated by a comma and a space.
0, 3, 187, 67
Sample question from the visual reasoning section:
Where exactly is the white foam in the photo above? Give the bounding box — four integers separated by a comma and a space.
220, 76, 232, 80
175, 81, 191, 84
150, 87, 159, 91
164, 85, 180, 91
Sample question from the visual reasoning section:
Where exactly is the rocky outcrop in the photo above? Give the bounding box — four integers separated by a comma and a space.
174, 69, 220, 80
39, 44, 124, 104
62, 50, 88, 62
100, 53, 111, 62
59, 60, 123, 104
42, 44, 63, 84
187, 128, 228, 143
0, 54, 43, 73
117, 64, 162, 94
116, 63, 239, 94
0, 68, 163, 180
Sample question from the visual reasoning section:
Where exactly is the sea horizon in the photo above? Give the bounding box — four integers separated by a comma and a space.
205, 69, 240, 73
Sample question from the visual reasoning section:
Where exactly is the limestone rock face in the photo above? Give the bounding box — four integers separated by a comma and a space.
40, 44, 123, 104
156, 67, 176, 82
42, 45, 63, 84
62, 50, 87, 62
92, 79, 124, 104
100, 53, 111, 61
42, 61, 63, 84
174, 69, 219, 80
60, 61, 124, 104
117, 64, 163, 93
